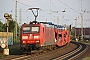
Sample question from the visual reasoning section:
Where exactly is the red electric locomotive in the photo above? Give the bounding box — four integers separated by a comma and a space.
20, 21, 56, 53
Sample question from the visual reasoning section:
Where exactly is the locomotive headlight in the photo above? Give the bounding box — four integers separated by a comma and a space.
22, 36, 28, 39
23, 41, 26, 43
34, 36, 40, 39
36, 41, 39, 42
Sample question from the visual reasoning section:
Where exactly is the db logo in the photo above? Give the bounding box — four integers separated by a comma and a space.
29, 34, 33, 39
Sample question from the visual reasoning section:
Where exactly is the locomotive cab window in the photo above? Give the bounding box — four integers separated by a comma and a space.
23, 27, 30, 33
31, 27, 39, 33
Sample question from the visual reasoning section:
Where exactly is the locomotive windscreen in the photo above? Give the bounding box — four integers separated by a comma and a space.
23, 26, 39, 33
23, 27, 30, 33
31, 27, 39, 33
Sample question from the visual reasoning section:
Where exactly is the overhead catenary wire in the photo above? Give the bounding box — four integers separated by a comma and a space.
12, 0, 57, 19
12, 0, 77, 16
77, 0, 82, 5
11, 0, 82, 21
46, 0, 58, 10
12, 0, 31, 7
46, 0, 66, 13
40, 9, 57, 18
0, 10, 31, 12
58, 0, 80, 14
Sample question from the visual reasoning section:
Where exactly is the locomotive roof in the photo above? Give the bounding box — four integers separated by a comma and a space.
23, 21, 66, 29
40, 22, 54, 25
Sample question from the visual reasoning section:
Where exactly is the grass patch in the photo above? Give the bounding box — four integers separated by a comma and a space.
82, 57, 90, 60
0, 48, 4, 58
0, 53, 5, 58
9, 47, 23, 55
71, 40, 90, 45
0, 44, 23, 59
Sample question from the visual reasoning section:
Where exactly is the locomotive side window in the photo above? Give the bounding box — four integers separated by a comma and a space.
23, 27, 30, 33
31, 27, 39, 33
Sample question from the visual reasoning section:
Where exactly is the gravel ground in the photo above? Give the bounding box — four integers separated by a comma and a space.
0, 42, 90, 60
28, 43, 77, 60
0, 43, 77, 60
0, 44, 23, 60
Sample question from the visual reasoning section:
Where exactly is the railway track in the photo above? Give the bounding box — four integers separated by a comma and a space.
2, 41, 88, 60
53, 41, 88, 60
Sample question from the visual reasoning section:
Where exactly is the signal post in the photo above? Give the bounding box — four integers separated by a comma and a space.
3, 13, 12, 55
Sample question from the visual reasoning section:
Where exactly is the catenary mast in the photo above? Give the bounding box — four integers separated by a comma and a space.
15, 0, 17, 42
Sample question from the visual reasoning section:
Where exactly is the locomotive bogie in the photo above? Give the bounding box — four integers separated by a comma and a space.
20, 44, 41, 54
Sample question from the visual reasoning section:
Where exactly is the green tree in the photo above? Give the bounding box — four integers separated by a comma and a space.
71, 27, 75, 40
2, 24, 6, 32
8, 20, 16, 32
0, 21, 5, 32
71, 27, 75, 36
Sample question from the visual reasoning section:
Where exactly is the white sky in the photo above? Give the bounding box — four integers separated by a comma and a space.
0, 0, 90, 27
